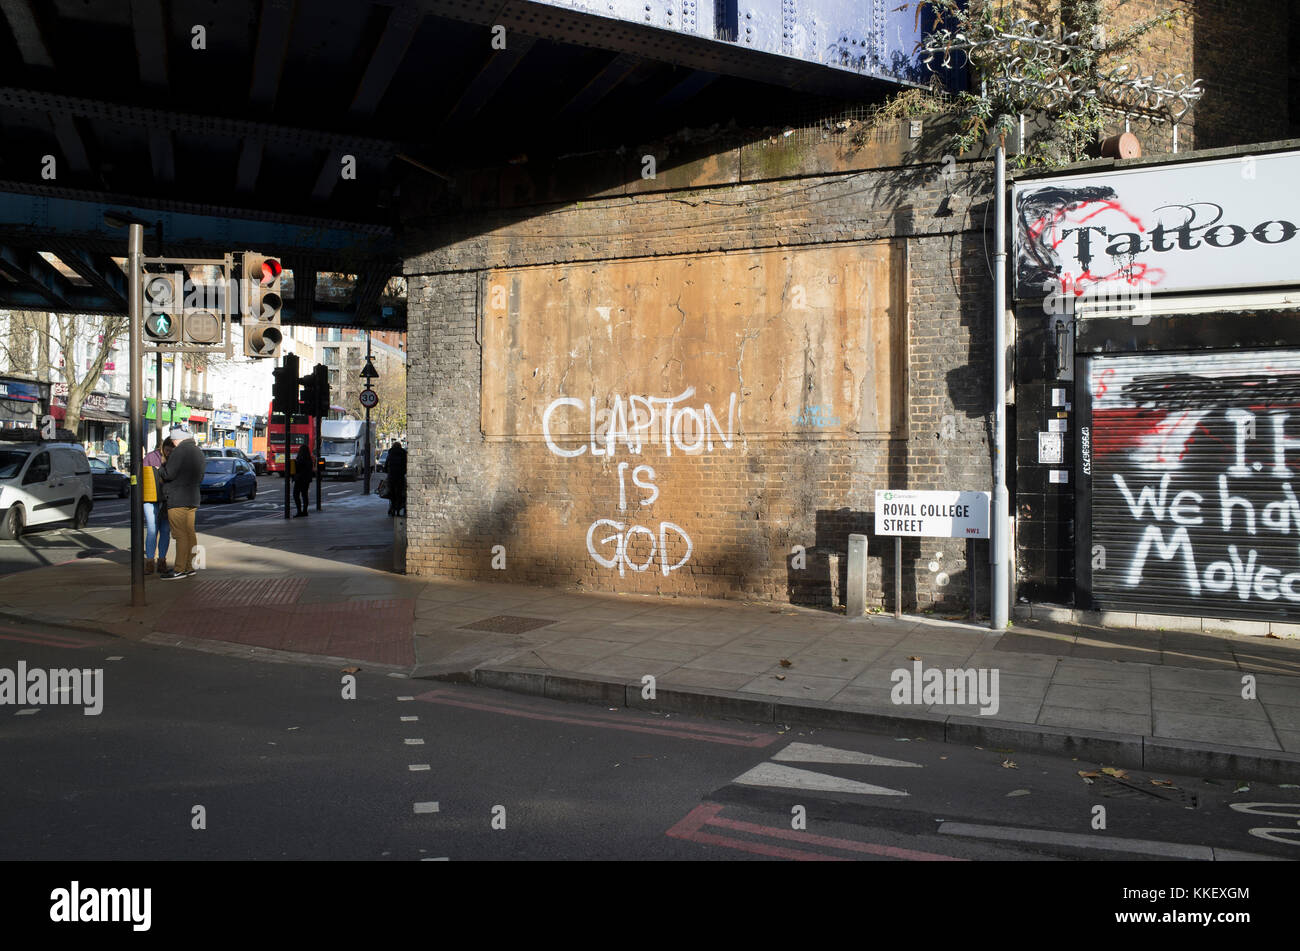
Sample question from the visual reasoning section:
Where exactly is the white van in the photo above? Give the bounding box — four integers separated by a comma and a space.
0, 442, 95, 540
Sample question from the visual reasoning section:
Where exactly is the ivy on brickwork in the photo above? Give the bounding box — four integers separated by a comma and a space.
907, 0, 1187, 168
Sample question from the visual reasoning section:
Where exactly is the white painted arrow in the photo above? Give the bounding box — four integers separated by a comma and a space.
773, 742, 922, 768
732, 763, 909, 796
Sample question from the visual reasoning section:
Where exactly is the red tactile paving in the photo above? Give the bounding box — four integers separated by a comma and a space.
158, 589, 415, 666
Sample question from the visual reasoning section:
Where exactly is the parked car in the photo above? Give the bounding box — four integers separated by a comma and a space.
203, 447, 256, 468
248, 452, 267, 475
88, 457, 130, 498
200, 458, 258, 504
0, 441, 94, 539
376, 449, 388, 473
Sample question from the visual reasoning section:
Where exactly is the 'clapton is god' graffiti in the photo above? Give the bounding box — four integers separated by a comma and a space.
543, 387, 739, 578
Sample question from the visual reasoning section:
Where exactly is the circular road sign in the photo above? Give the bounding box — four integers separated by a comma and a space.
359, 389, 379, 409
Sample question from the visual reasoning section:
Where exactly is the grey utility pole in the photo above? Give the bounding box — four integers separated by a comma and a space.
992, 143, 1009, 630
106, 212, 147, 607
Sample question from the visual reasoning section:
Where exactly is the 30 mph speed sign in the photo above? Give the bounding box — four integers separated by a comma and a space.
359, 389, 379, 409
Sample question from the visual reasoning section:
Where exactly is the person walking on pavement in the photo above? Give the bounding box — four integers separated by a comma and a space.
142, 436, 174, 574
294, 443, 314, 517
157, 424, 205, 580
386, 440, 406, 517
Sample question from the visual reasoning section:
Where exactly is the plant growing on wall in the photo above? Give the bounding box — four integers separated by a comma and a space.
914, 0, 1196, 167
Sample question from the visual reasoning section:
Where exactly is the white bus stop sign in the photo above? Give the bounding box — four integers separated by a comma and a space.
875, 489, 991, 539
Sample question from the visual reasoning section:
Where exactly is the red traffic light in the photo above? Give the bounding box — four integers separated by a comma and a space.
259, 258, 282, 286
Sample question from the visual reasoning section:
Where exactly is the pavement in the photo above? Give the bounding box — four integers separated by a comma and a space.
3, 489, 1300, 783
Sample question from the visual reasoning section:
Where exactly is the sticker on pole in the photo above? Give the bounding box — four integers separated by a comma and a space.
875, 489, 990, 538
359, 389, 379, 409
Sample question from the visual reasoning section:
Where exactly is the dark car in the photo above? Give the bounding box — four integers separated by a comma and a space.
88, 457, 130, 498
248, 452, 267, 475
200, 458, 258, 503
376, 449, 388, 473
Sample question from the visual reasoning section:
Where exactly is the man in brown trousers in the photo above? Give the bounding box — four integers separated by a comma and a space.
158, 424, 206, 580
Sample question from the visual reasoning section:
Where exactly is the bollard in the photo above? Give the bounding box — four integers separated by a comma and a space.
846, 533, 868, 617
394, 515, 406, 574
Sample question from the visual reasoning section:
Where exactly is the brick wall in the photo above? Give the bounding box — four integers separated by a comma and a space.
403, 133, 996, 610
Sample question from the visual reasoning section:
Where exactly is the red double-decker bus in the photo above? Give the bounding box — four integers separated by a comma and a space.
266, 401, 316, 475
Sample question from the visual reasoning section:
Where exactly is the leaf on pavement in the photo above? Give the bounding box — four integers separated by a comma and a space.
774, 674, 786, 680
341, 666, 361, 674
1001, 759, 1018, 769
779, 658, 792, 668
1077, 770, 1100, 779
1006, 789, 1031, 797
1151, 779, 1175, 787
1101, 767, 1129, 778
908, 655, 922, 661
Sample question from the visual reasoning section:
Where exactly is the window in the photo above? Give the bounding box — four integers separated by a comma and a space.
23, 452, 50, 484
0, 449, 31, 480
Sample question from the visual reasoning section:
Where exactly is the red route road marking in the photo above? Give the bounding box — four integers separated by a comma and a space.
667, 803, 967, 862
667, 803, 845, 860
0, 625, 96, 648
414, 688, 779, 747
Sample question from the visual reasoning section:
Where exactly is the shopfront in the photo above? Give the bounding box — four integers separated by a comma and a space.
1013, 144, 1300, 626
0, 377, 48, 431
212, 409, 242, 448
51, 389, 129, 461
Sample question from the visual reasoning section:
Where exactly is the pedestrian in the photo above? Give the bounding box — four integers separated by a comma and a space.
294, 442, 314, 517
157, 424, 205, 580
386, 440, 406, 517
142, 436, 174, 574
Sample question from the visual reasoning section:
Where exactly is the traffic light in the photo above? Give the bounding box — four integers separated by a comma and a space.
142, 272, 181, 343
301, 363, 329, 416
272, 352, 300, 417
242, 251, 283, 358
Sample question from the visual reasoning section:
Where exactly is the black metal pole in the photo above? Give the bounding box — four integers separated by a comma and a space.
363, 332, 372, 496
283, 362, 291, 520
154, 354, 162, 453
315, 411, 322, 511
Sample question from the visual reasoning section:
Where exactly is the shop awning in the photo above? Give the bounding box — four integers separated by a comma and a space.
48, 404, 127, 423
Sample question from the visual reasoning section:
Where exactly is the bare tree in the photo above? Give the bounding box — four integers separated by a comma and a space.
49, 313, 129, 436
371, 362, 407, 440
0, 310, 53, 381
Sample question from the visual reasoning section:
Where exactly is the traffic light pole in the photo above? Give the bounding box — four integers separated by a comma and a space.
154, 354, 162, 452
315, 412, 322, 511
127, 223, 145, 606
283, 357, 292, 521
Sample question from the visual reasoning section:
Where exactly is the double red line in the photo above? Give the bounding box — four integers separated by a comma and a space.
667, 803, 966, 861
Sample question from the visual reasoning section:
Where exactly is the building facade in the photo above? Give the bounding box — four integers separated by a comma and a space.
1013, 141, 1300, 632
402, 118, 994, 608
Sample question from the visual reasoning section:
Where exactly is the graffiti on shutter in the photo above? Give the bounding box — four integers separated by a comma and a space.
1088, 349, 1300, 620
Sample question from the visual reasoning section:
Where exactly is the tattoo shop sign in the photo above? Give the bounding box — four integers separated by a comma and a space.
875, 489, 990, 539
1014, 150, 1300, 300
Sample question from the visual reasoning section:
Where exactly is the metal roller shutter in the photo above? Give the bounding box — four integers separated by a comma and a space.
1083, 348, 1300, 621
